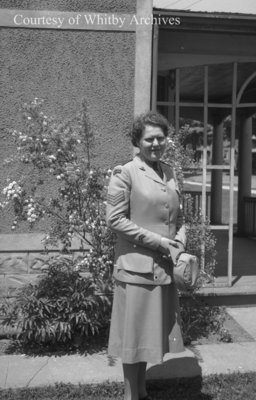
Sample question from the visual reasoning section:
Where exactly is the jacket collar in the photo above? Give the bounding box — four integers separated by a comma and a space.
133, 154, 167, 185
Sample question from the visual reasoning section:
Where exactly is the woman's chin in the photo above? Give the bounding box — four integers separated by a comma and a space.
150, 153, 161, 161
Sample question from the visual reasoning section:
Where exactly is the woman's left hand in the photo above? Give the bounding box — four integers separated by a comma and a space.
158, 237, 179, 256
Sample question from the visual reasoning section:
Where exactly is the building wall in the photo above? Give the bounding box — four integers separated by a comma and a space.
0, 1, 136, 233
0, 1, 139, 299
0, 0, 136, 13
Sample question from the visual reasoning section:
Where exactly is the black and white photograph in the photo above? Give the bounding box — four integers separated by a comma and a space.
1, 1, 256, 399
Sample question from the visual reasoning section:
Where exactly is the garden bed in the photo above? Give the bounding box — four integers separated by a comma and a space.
190, 309, 254, 345
0, 307, 254, 357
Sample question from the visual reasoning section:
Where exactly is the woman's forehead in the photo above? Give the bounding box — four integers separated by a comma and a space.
142, 125, 165, 137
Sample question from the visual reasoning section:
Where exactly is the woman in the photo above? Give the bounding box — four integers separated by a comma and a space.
106, 111, 186, 400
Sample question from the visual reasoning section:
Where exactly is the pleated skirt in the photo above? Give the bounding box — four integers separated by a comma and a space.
108, 281, 184, 364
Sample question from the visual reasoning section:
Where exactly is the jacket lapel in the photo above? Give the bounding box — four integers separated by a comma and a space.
133, 155, 166, 186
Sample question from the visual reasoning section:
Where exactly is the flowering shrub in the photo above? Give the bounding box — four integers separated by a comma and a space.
1, 99, 115, 346
1, 98, 115, 283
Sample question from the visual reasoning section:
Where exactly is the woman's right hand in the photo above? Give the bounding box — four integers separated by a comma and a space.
159, 237, 179, 256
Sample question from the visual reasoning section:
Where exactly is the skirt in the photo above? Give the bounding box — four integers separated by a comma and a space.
108, 281, 184, 364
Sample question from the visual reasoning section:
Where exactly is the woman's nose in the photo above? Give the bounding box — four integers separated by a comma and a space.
152, 138, 159, 146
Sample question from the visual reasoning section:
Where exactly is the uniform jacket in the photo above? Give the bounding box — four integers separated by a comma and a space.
106, 154, 186, 285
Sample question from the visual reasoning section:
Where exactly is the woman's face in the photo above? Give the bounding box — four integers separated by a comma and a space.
137, 125, 167, 163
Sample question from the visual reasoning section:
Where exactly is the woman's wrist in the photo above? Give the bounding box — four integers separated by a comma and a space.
158, 237, 168, 254
159, 237, 177, 255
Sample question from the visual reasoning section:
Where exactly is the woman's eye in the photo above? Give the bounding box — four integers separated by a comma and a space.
146, 138, 165, 143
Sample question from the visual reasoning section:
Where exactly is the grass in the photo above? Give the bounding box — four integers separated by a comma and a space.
1, 372, 256, 399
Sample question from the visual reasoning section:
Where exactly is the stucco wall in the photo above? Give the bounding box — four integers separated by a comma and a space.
0, 1, 136, 233
0, 0, 136, 13
1, 28, 135, 166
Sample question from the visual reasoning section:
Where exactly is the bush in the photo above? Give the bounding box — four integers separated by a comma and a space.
184, 194, 217, 286
2, 256, 112, 346
1, 98, 115, 285
1, 99, 115, 347
163, 123, 197, 191
180, 295, 232, 345
164, 124, 217, 286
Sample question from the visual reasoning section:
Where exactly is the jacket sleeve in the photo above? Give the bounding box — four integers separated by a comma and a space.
106, 165, 162, 250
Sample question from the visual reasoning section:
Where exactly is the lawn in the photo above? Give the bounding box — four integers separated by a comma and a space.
1, 373, 256, 400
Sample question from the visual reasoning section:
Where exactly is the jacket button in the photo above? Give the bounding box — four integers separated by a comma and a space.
165, 221, 169, 225
165, 203, 169, 208
133, 244, 137, 248
154, 275, 158, 280
161, 188, 166, 192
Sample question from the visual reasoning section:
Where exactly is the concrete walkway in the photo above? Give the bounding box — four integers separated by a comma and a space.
0, 307, 256, 390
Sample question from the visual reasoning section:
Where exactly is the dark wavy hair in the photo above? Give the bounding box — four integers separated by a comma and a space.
130, 111, 170, 147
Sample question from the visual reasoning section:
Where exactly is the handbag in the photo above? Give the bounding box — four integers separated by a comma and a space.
173, 252, 199, 291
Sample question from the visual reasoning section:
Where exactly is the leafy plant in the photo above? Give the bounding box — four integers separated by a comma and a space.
183, 194, 217, 286
164, 123, 217, 286
2, 257, 112, 346
163, 124, 197, 191
180, 296, 232, 345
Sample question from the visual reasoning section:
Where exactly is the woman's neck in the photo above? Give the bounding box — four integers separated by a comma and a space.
138, 154, 163, 178
138, 153, 160, 169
